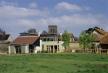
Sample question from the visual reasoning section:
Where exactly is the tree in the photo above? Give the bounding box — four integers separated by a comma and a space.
62, 31, 71, 49
20, 28, 38, 36
28, 28, 37, 34
79, 31, 95, 49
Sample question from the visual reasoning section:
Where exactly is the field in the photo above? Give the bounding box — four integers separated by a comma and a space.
0, 53, 108, 73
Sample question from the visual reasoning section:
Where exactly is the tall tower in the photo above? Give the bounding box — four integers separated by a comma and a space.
48, 25, 58, 34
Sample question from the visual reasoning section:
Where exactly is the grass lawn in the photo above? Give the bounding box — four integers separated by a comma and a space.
0, 53, 108, 73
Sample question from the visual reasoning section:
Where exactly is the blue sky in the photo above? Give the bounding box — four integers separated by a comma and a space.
0, 0, 108, 37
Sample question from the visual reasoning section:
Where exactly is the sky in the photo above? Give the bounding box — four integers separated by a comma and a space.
0, 0, 108, 37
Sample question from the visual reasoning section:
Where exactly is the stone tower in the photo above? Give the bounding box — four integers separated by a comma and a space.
48, 25, 58, 34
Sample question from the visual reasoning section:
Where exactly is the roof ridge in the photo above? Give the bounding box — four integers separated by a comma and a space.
19, 36, 39, 37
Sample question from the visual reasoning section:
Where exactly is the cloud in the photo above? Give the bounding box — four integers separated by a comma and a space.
46, 14, 101, 26
29, 2, 37, 8
0, 1, 50, 36
0, 1, 107, 36
16, 14, 105, 33
55, 2, 83, 12
30, 14, 107, 35
0, 1, 17, 6
0, 3, 49, 18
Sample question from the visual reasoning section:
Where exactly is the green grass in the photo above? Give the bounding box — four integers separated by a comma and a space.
0, 53, 108, 73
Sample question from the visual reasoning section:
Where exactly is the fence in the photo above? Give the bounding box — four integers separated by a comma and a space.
65, 49, 108, 54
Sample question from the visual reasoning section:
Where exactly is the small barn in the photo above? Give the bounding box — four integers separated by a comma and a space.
9, 36, 40, 54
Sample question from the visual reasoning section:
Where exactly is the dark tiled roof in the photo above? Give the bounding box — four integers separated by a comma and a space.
0, 34, 10, 41
40, 34, 59, 37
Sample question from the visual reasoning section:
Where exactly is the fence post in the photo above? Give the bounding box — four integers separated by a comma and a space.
107, 49, 108, 54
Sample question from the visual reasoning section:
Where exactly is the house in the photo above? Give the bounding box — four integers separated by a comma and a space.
0, 28, 13, 54
8, 35, 40, 54
40, 25, 65, 53
40, 34, 64, 53
8, 28, 41, 54
68, 33, 80, 52
99, 33, 108, 49
85, 27, 108, 50
9, 26, 64, 54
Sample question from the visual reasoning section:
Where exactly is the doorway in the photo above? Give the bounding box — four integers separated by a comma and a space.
15, 46, 21, 54
29, 45, 34, 53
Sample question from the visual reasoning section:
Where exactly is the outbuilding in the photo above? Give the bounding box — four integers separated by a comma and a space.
9, 35, 40, 54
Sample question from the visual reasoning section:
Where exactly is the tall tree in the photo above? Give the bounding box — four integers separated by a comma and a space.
79, 31, 95, 49
62, 31, 71, 49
